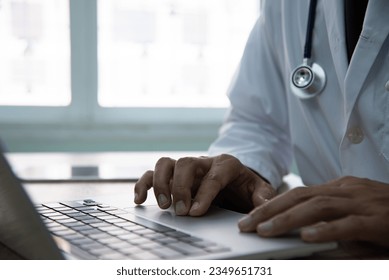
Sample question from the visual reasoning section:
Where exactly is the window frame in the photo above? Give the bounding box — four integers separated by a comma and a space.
0, 0, 259, 152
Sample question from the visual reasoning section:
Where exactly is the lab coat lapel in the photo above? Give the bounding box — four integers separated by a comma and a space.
322, 0, 348, 92
344, 0, 389, 118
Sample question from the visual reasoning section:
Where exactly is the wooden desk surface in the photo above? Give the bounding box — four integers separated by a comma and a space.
2, 152, 389, 260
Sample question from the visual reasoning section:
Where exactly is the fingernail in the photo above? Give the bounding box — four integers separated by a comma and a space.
257, 220, 273, 233
189, 201, 200, 215
157, 194, 168, 207
134, 193, 139, 203
175, 200, 186, 215
190, 201, 200, 212
302, 228, 318, 240
238, 215, 253, 228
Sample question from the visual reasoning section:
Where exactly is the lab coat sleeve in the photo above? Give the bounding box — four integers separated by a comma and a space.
208, 3, 292, 188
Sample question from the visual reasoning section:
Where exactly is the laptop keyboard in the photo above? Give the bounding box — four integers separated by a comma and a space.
36, 199, 230, 259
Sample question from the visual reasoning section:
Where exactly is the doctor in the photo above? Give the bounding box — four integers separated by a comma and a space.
134, 0, 389, 247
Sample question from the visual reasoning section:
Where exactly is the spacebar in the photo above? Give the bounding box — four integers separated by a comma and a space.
116, 213, 176, 233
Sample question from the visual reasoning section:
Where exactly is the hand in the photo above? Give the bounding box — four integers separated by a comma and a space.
134, 154, 275, 216
238, 176, 389, 247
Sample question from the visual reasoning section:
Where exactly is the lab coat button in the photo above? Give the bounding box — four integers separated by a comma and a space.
385, 80, 389, 91
347, 127, 364, 144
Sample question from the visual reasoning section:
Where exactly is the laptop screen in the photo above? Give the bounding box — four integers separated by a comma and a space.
0, 150, 63, 259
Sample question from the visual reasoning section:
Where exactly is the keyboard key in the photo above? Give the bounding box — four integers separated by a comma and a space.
66, 212, 89, 218
39, 208, 58, 214
107, 229, 129, 236
49, 214, 73, 221
119, 246, 143, 256
74, 215, 95, 221
83, 199, 101, 207
89, 222, 111, 228
100, 252, 128, 260
166, 231, 191, 238
142, 232, 166, 240
71, 237, 96, 246
105, 218, 128, 224
80, 209, 102, 215
41, 212, 65, 218
51, 228, 77, 236
132, 228, 157, 236
59, 218, 79, 224
97, 204, 111, 209
35, 206, 48, 212
70, 225, 94, 232
43, 202, 69, 209
167, 242, 206, 256
96, 225, 119, 232
124, 225, 146, 232
89, 247, 114, 256
45, 222, 66, 230
102, 209, 127, 215
98, 237, 124, 246
139, 241, 163, 250
108, 241, 134, 250
65, 221, 87, 228
155, 237, 179, 244
37, 200, 230, 260
132, 251, 160, 260
99, 206, 118, 212
83, 218, 104, 225
180, 236, 203, 243
83, 228, 103, 236
88, 211, 111, 217
205, 245, 230, 253
60, 201, 85, 208
62, 233, 86, 241
60, 209, 81, 214
117, 232, 141, 241
128, 236, 154, 245
151, 247, 184, 259
191, 240, 216, 248
117, 213, 175, 233
88, 232, 112, 240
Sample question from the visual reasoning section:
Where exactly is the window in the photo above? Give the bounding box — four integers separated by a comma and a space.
0, 0, 259, 152
98, 0, 259, 108
0, 0, 70, 106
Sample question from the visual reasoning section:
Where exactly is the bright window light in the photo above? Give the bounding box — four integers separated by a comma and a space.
98, 0, 259, 108
0, 0, 71, 106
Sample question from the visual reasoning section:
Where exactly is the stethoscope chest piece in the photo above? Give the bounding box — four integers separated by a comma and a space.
290, 0, 326, 100
290, 62, 326, 99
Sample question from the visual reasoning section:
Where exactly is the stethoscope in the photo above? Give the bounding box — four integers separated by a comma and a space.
290, 0, 326, 99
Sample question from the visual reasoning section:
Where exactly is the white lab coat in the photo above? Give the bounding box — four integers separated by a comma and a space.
208, 0, 389, 188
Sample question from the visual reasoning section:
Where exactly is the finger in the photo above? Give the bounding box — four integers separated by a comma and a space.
238, 183, 275, 231
301, 215, 386, 245
239, 185, 349, 232
251, 181, 276, 207
171, 157, 212, 216
153, 157, 175, 209
239, 186, 310, 232
255, 196, 357, 237
134, 170, 154, 204
189, 155, 243, 216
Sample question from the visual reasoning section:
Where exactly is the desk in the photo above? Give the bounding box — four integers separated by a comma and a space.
2, 152, 389, 260
6, 151, 205, 183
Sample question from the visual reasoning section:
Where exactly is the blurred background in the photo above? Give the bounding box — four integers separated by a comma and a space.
0, 0, 260, 152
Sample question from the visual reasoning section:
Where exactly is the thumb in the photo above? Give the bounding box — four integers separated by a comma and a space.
251, 182, 276, 207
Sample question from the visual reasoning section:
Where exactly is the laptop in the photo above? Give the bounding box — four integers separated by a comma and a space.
0, 150, 337, 260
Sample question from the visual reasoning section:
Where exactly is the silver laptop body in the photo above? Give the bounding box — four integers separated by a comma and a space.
0, 151, 336, 260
